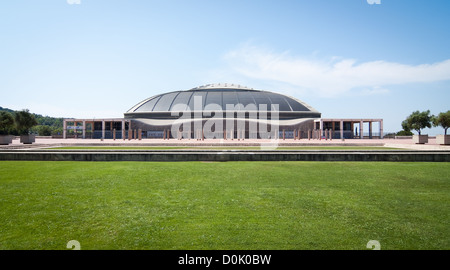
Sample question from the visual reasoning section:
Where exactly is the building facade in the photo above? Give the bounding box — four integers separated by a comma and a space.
62, 84, 383, 140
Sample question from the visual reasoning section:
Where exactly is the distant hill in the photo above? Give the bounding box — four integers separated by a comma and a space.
0, 106, 15, 113
0, 106, 64, 136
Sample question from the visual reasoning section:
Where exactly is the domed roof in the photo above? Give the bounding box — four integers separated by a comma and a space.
126, 83, 319, 113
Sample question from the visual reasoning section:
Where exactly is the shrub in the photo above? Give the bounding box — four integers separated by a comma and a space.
14, 109, 38, 135
0, 111, 15, 135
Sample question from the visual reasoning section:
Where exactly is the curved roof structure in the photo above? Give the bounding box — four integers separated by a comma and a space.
126, 83, 319, 113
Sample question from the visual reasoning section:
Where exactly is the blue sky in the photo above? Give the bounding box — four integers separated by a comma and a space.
1, 0, 449, 134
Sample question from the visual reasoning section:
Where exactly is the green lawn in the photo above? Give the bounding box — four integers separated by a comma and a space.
0, 161, 448, 250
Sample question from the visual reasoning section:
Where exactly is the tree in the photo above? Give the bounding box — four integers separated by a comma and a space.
37, 125, 53, 136
14, 109, 38, 135
401, 120, 412, 134
402, 110, 432, 135
0, 111, 15, 135
432, 110, 450, 135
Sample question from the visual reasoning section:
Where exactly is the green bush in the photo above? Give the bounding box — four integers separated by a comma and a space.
37, 125, 52, 136
0, 111, 15, 135
14, 109, 38, 135
396, 130, 413, 136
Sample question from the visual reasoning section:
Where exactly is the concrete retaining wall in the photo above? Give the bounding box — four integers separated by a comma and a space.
0, 151, 449, 162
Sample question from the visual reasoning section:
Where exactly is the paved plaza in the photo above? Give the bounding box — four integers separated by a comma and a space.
1, 137, 449, 151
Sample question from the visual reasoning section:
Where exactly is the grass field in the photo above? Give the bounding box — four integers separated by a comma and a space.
0, 161, 448, 250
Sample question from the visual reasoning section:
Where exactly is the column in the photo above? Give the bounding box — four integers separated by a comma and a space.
122, 120, 125, 140
129, 121, 132, 140
102, 120, 105, 140
369, 121, 373, 139
351, 122, 354, 138
380, 120, 384, 139
340, 120, 344, 141
360, 121, 364, 139
63, 120, 67, 139
82, 120, 86, 139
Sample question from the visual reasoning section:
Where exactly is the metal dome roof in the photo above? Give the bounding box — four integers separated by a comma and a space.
126, 84, 319, 113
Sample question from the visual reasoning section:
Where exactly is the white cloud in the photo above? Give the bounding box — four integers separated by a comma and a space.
223, 45, 450, 97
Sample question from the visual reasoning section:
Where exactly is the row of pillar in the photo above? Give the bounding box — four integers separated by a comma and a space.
165, 129, 248, 141
102, 128, 142, 141
125, 129, 142, 141
316, 119, 384, 139
161, 129, 339, 141
63, 119, 130, 140
280, 129, 337, 141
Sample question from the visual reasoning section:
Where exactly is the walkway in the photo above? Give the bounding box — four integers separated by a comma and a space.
1, 137, 449, 150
